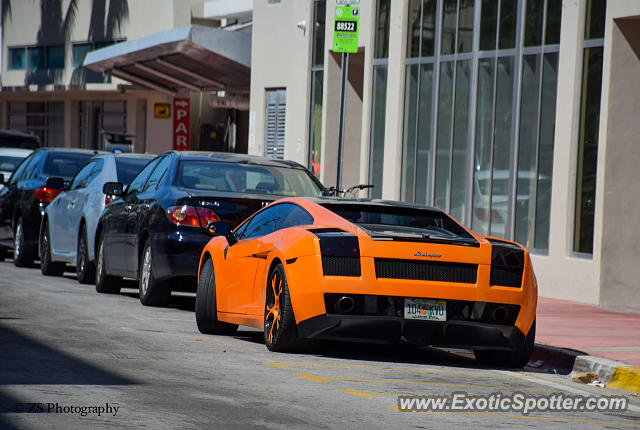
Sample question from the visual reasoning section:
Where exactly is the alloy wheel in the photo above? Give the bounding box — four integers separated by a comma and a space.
265, 270, 283, 344
140, 246, 152, 297
13, 222, 22, 261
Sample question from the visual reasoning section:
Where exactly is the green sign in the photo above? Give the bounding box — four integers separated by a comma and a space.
332, 6, 360, 53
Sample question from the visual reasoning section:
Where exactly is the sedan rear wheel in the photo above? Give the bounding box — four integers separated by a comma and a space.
95, 231, 122, 294
138, 240, 170, 307
264, 263, 299, 352
76, 226, 95, 284
40, 219, 65, 276
13, 217, 35, 267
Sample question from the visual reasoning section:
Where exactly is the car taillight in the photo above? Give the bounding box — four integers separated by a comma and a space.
196, 207, 220, 226
105, 195, 113, 205
167, 205, 220, 227
34, 187, 62, 204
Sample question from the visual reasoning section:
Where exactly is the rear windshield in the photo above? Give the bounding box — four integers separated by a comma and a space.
321, 203, 473, 239
0, 156, 27, 173
43, 152, 93, 179
0, 135, 39, 149
115, 157, 152, 185
178, 160, 323, 197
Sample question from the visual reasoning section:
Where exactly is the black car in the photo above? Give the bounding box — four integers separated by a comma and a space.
96, 151, 327, 306
0, 129, 40, 149
0, 148, 102, 266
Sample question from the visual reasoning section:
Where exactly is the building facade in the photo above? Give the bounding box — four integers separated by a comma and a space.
0, 0, 250, 154
248, 0, 640, 309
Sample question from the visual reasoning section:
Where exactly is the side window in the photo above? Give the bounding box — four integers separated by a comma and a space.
12, 152, 42, 183
126, 157, 161, 195
84, 158, 104, 185
9, 154, 35, 185
70, 161, 97, 190
142, 156, 172, 192
280, 204, 314, 229
239, 203, 311, 240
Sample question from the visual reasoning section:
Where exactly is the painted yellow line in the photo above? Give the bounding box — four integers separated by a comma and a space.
341, 389, 376, 398
293, 372, 558, 393
265, 362, 532, 380
387, 406, 640, 427
608, 366, 640, 394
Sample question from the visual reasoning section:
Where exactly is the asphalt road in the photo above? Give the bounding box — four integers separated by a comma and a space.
1, 260, 639, 429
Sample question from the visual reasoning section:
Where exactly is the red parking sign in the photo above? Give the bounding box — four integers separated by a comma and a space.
173, 98, 190, 151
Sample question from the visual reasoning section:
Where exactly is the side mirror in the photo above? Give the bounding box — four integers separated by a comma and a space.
103, 182, 124, 197
205, 221, 237, 245
45, 177, 64, 190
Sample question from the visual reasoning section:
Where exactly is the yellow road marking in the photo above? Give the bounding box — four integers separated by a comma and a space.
341, 389, 376, 398
388, 406, 640, 427
608, 366, 640, 394
293, 372, 558, 393
265, 361, 532, 380
294, 373, 331, 382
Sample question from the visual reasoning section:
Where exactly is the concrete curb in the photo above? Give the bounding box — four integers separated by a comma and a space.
532, 343, 640, 394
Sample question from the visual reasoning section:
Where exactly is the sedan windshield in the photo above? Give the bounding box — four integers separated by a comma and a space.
178, 161, 324, 197
43, 152, 94, 180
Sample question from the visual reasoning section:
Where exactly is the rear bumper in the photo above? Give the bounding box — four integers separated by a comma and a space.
152, 228, 209, 287
297, 315, 525, 350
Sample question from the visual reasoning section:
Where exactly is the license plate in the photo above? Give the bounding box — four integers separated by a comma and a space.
404, 298, 446, 321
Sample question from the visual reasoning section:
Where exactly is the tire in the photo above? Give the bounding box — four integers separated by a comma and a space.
13, 217, 35, 267
264, 263, 300, 352
40, 219, 65, 276
195, 258, 238, 335
95, 231, 122, 294
0, 246, 7, 262
474, 318, 536, 368
76, 225, 95, 284
138, 239, 171, 307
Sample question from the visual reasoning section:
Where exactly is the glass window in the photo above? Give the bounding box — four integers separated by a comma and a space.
143, 156, 172, 192
472, 59, 495, 235
369, 65, 388, 199
126, 157, 161, 195
421, 0, 437, 57
43, 152, 93, 181
178, 161, 323, 197
374, 0, 391, 59
414, 63, 434, 204
499, 0, 517, 49
8, 48, 26, 70
9, 152, 38, 185
479, 0, 498, 51
450, 60, 472, 223
574, 47, 603, 254
309, 70, 323, 178
47, 45, 65, 69
71, 161, 97, 190
401, 64, 419, 202
441, 0, 457, 55
585, 0, 606, 40
280, 204, 314, 229
0, 156, 28, 174
312, 1, 326, 66
524, 0, 544, 47
545, 0, 562, 44
72, 43, 92, 68
407, 0, 422, 58
457, 0, 474, 53
115, 157, 153, 185
434, 61, 454, 210
84, 158, 104, 185
28, 47, 45, 71
534, 53, 558, 250
240, 204, 295, 239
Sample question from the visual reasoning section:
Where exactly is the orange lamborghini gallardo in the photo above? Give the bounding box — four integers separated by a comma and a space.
195, 197, 537, 367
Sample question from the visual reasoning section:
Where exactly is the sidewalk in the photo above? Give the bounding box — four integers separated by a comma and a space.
533, 297, 640, 393
536, 297, 640, 366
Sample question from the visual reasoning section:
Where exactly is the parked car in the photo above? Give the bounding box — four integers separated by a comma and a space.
195, 197, 537, 368
0, 148, 102, 266
95, 151, 327, 307
39, 152, 155, 282
0, 148, 34, 191
0, 129, 40, 149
